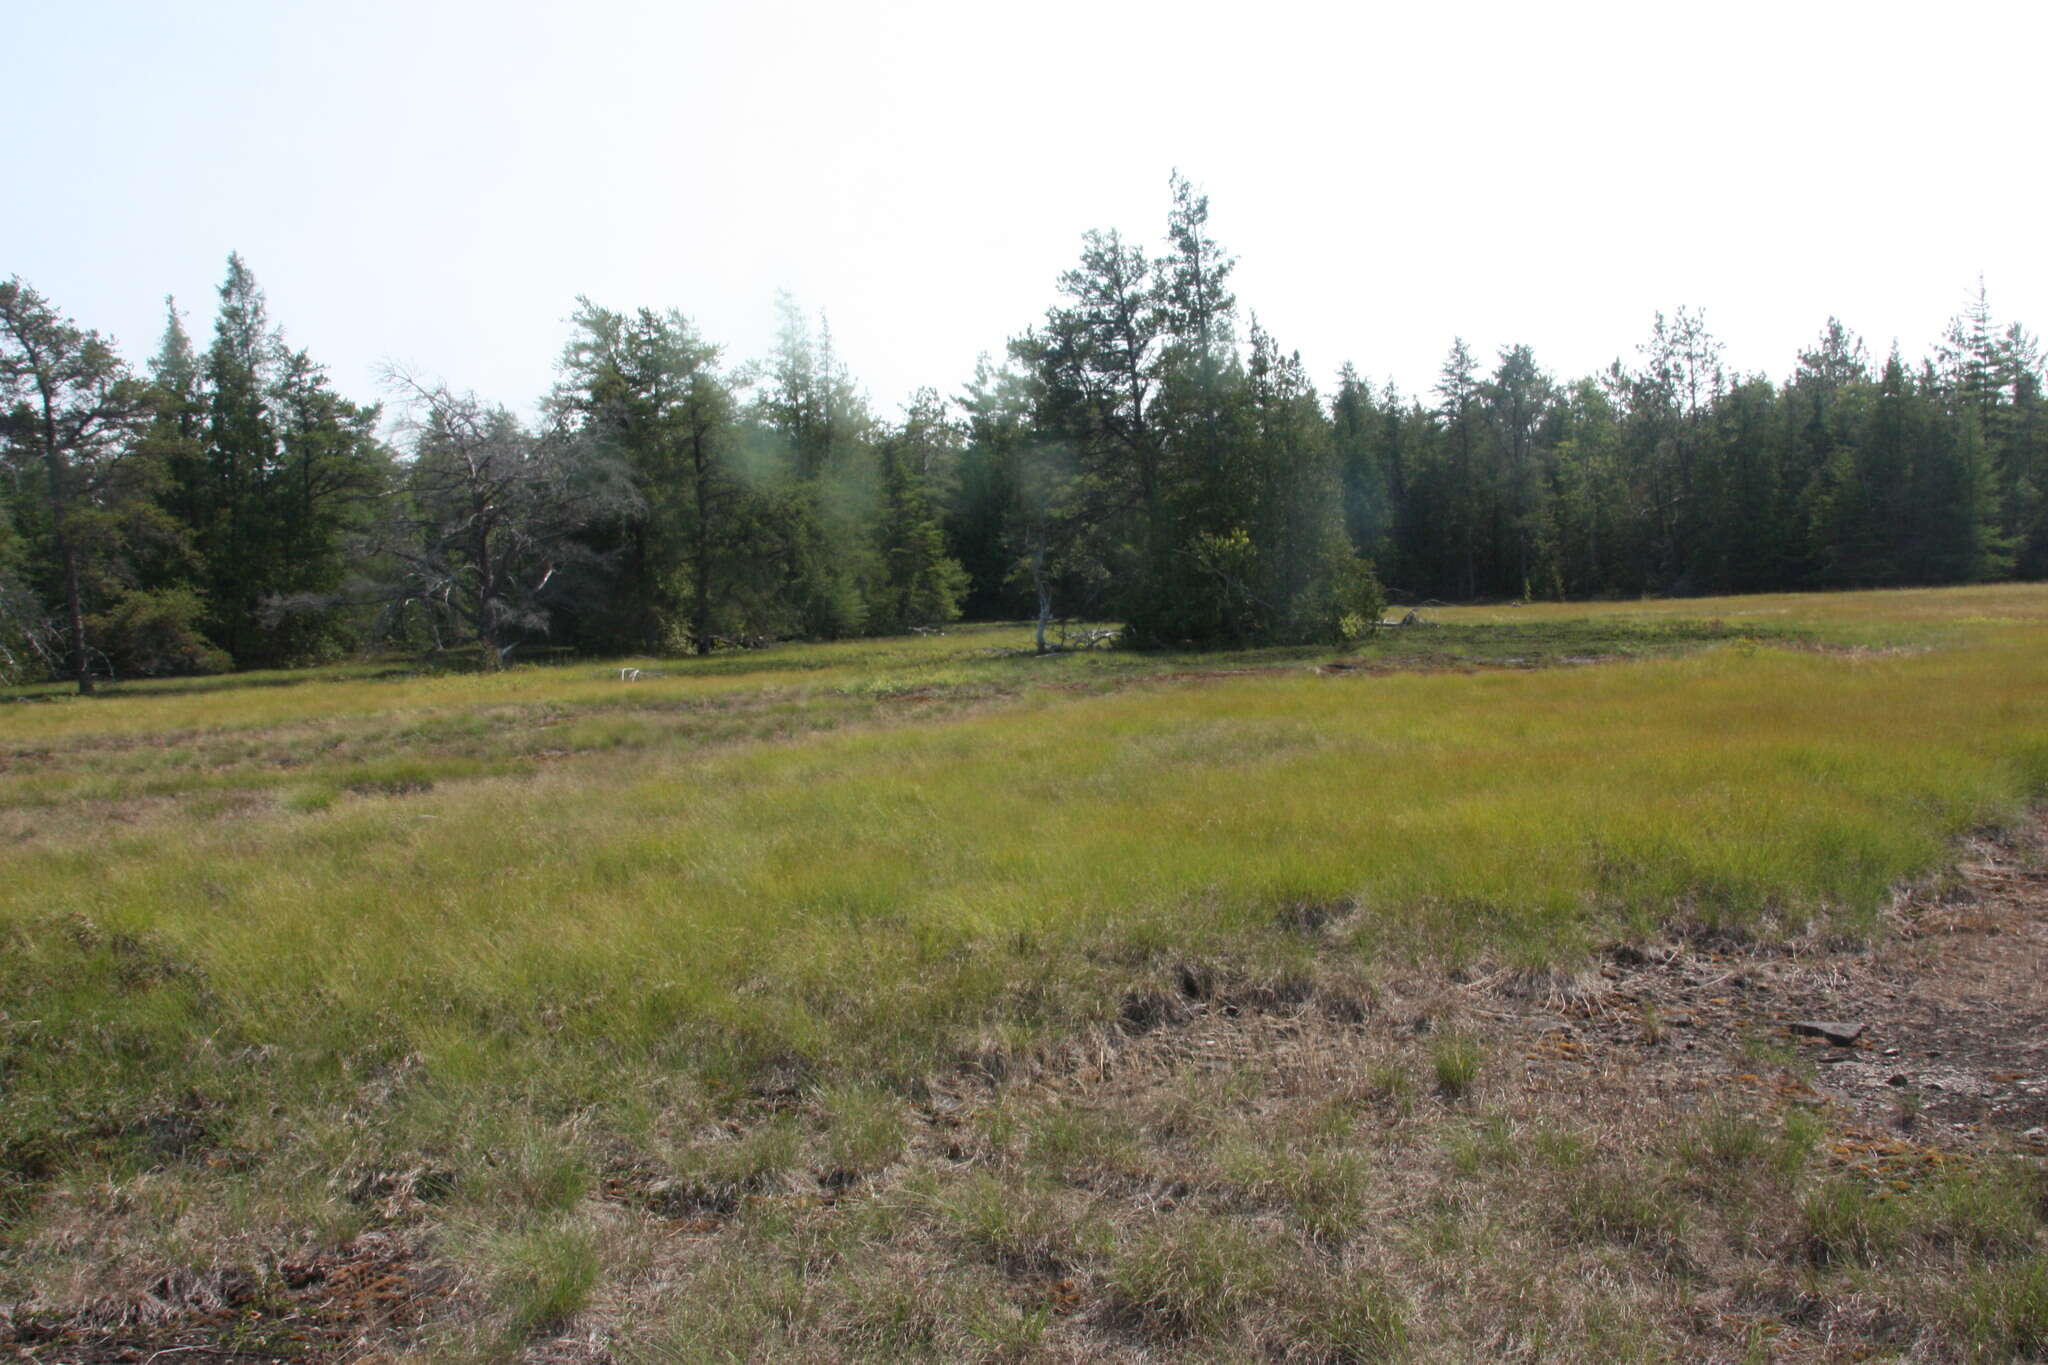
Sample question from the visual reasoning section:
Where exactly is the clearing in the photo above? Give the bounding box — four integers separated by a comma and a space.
3, 585, 2047, 1361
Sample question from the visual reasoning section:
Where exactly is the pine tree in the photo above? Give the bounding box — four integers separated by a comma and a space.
1331, 364, 1393, 563
1548, 378, 1632, 594
748, 299, 876, 638
1909, 362, 2010, 582
144, 298, 207, 572
872, 391, 968, 633
949, 355, 1035, 619
1480, 345, 1557, 598
554, 301, 752, 652
200, 252, 281, 662
1434, 337, 1483, 599
192, 254, 387, 665
0, 279, 156, 692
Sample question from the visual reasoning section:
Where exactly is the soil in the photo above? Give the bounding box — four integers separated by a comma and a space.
1546, 820, 2048, 1148
1, 1233, 443, 1364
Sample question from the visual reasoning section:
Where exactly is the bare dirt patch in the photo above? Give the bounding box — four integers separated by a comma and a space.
1, 1233, 446, 1364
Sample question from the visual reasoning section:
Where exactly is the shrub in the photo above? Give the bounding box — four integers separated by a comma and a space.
90, 587, 230, 676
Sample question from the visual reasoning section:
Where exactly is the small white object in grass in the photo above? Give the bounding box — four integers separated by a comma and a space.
619, 668, 642, 682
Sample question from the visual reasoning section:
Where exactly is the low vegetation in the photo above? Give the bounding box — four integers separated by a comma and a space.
4, 584, 2048, 1359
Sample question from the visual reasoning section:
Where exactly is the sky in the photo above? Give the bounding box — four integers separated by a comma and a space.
11, 0, 2045, 425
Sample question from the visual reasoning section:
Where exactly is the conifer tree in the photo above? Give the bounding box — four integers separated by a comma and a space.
1330, 365, 1393, 563
871, 391, 968, 633
194, 254, 387, 664
0, 279, 156, 692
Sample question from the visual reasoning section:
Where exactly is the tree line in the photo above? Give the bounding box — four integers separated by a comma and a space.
4, 177, 2042, 692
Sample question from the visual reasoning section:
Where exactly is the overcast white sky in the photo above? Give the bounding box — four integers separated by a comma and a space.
12, 0, 2045, 422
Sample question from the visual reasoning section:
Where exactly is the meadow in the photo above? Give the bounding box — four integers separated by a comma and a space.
4, 585, 2048, 1361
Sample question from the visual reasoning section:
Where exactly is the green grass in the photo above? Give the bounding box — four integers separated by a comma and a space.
6, 586, 2048, 1354
1431, 1035, 1484, 1101
488, 1220, 604, 1339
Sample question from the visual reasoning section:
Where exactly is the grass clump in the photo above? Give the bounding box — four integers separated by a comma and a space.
1910, 1160, 2044, 1257
1022, 1105, 1138, 1179
1689, 1106, 1770, 1169
1361, 1061, 1415, 1115
1108, 1215, 1283, 1340
460, 1125, 592, 1217
1802, 1159, 2042, 1273
672, 1117, 802, 1210
930, 1170, 1106, 1275
1946, 1256, 2048, 1360
489, 1221, 602, 1339
1216, 1134, 1374, 1244
1800, 1176, 1907, 1266
1431, 1034, 1483, 1101
1291, 1269, 1410, 1361
817, 1083, 907, 1179
1563, 1166, 1689, 1253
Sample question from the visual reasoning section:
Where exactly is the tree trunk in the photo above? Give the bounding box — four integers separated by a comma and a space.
37, 422, 93, 695
1031, 535, 1052, 655
692, 427, 713, 656
58, 533, 92, 696
474, 500, 502, 670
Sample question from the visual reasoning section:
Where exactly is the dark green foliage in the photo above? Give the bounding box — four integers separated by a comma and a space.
88, 586, 230, 676
949, 356, 1038, 621
1363, 297, 2046, 604
186, 255, 390, 666
0, 278, 157, 692
870, 390, 968, 634
5, 200, 2048, 675
1011, 174, 1382, 648
551, 300, 756, 653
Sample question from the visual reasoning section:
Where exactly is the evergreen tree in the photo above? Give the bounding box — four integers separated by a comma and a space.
194, 254, 387, 665
0, 279, 158, 691
949, 355, 1035, 619
1432, 337, 1484, 599
142, 297, 208, 587
1330, 364, 1393, 563
554, 300, 754, 652
1012, 223, 1161, 584
1548, 377, 1634, 595
1629, 308, 1724, 587
1480, 345, 1557, 598
747, 299, 878, 638
871, 391, 968, 633
2002, 326, 2048, 576
1699, 375, 1786, 593
199, 252, 280, 661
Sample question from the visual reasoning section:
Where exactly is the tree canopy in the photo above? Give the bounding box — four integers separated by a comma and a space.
5, 186, 2045, 684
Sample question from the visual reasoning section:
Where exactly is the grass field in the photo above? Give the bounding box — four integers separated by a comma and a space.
4, 585, 2048, 1360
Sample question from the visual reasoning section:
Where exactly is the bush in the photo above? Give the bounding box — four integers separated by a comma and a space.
1125, 531, 1387, 649
1300, 552, 1388, 647
89, 587, 230, 676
